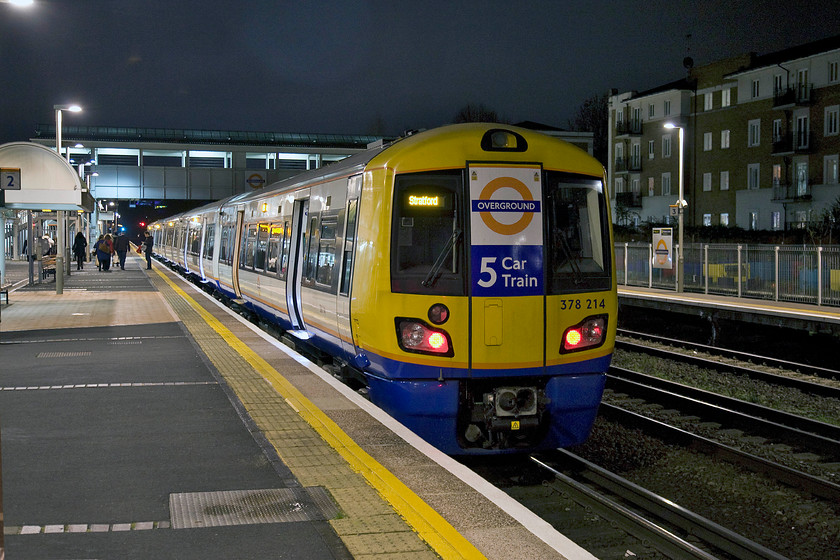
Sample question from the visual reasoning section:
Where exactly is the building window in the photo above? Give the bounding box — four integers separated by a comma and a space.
748, 119, 761, 147
748, 163, 760, 190
703, 214, 712, 227
703, 172, 712, 191
796, 115, 810, 148
704, 132, 713, 151
662, 172, 671, 196
749, 212, 758, 230
662, 135, 672, 158
616, 110, 624, 124
631, 178, 640, 193
825, 106, 839, 136
720, 213, 729, 226
830, 61, 839, 84
704, 92, 713, 111
649, 103, 655, 118
772, 211, 781, 230
614, 177, 625, 193
752, 79, 760, 98
648, 140, 655, 159
648, 177, 655, 197
825, 155, 839, 184
774, 74, 784, 95
721, 129, 730, 149
720, 171, 729, 191
664, 100, 671, 116
772, 119, 782, 143
772, 164, 782, 186
722, 89, 731, 107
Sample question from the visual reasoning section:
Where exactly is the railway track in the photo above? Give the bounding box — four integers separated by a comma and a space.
531, 450, 789, 560
616, 328, 840, 384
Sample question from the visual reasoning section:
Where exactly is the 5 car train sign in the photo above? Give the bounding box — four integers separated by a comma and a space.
469, 164, 543, 296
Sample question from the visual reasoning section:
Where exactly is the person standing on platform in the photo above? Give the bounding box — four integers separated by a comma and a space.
98, 234, 114, 272
72, 231, 87, 270
143, 231, 154, 270
93, 234, 105, 271
113, 232, 130, 270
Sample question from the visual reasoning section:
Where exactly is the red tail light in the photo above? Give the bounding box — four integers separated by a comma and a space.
560, 315, 607, 353
396, 318, 454, 357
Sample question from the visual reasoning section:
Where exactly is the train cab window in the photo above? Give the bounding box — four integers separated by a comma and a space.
544, 172, 612, 293
391, 170, 465, 295
240, 225, 257, 269
255, 224, 269, 271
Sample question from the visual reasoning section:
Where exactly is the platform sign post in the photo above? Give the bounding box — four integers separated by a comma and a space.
652, 227, 673, 270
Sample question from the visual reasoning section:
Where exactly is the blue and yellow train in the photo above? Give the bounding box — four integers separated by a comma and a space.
150, 123, 617, 455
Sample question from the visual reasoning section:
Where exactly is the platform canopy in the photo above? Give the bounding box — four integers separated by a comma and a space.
0, 141, 94, 211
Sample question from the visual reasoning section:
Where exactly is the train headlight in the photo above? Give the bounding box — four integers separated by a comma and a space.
560, 315, 608, 353
396, 318, 454, 357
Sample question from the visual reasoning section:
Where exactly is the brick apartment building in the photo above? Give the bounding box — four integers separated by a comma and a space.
608, 34, 840, 232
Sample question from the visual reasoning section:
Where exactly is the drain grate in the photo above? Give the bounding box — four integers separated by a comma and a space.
169, 487, 339, 529
37, 351, 92, 358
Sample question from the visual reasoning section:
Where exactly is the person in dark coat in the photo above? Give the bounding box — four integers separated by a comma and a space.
113, 233, 130, 270
143, 231, 154, 270
93, 234, 105, 271
72, 231, 87, 270
97, 234, 114, 272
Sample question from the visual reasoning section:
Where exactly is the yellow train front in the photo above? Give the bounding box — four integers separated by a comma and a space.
354, 124, 616, 454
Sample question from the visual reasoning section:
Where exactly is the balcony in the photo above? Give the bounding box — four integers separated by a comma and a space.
772, 131, 813, 155
615, 191, 642, 208
772, 181, 812, 202
773, 84, 813, 109
628, 155, 642, 172
615, 120, 643, 136
614, 157, 628, 173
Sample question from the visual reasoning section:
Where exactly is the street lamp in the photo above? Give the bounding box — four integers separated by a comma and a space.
54, 104, 81, 162
664, 122, 686, 293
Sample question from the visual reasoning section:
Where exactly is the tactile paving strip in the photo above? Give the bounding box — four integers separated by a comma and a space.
169, 487, 339, 529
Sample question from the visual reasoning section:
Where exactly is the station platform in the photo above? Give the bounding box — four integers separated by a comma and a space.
618, 285, 840, 337
0, 256, 594, 560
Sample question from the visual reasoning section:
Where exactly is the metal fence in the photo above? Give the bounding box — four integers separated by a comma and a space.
615, 243, 840, 307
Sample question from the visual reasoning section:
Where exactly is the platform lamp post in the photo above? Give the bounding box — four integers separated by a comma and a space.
53, 104, 81, 295
664, 122, 686, 293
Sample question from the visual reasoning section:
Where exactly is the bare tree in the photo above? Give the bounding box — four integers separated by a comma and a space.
453, 103, 501, 123
568, 93, 608, 167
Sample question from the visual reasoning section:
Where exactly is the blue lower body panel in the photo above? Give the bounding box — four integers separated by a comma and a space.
366, 365, 607, 455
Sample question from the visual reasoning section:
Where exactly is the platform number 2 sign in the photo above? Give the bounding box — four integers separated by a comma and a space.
1, 168, 21, 190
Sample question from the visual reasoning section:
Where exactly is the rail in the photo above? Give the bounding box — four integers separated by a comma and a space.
532, 451, 789, 560
616, 242, 840, 307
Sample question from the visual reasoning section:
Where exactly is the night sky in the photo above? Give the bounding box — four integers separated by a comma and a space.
1, 1, 838, 144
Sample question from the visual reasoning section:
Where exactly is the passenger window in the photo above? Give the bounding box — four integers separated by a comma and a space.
316, 214, 338, 287
340, 198, 358, 296
303, 216, 318, 281
279, 220, 291, 280
267, 224, 281, 273
255, 224, 269, 271
241, 225, 257, 269
204, 225, 215, 260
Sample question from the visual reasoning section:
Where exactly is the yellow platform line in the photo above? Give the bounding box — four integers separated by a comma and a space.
154, 269, 486, 560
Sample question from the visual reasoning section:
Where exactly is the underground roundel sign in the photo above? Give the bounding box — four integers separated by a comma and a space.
469, 164, 543, 297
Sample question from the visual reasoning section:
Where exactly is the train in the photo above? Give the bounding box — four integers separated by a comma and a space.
149, 123, 617, 455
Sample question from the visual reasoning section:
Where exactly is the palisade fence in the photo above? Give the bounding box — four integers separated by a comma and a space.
615, 243, 840, 307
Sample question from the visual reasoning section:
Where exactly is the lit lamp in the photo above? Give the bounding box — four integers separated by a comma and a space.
663, 122, 685, 293
52, 103, 81, 294
54, 104, 81, 161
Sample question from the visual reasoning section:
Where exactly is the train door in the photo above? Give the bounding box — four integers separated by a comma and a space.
468, 163, 546, 373
231, 210, 245, 299
286, 199, 309, 334
338, 175, 362, 357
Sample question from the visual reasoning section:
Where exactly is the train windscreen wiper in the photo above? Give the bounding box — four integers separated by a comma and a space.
422, 228, 462, 288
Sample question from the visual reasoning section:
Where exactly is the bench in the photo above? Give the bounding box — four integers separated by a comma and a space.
41, 255, 56, 279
